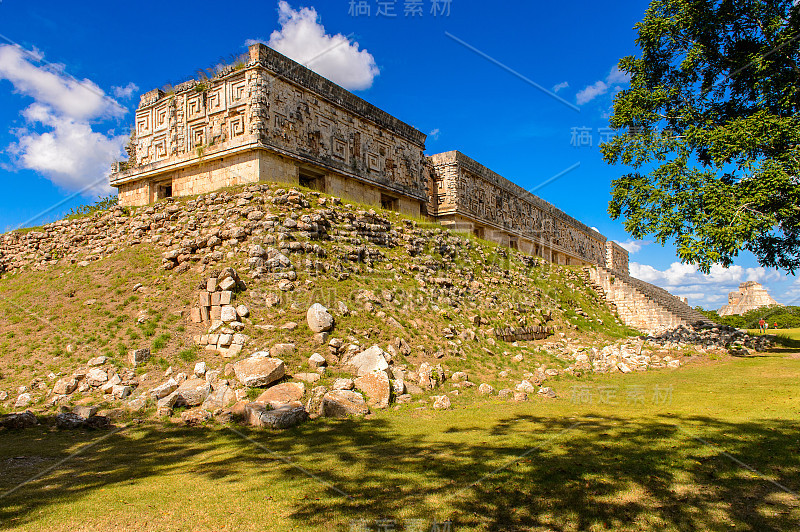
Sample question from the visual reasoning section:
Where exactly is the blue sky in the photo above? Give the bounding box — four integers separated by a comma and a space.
0, 0, 796, 309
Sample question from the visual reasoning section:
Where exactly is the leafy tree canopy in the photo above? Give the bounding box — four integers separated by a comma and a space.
602, 0, 800, 273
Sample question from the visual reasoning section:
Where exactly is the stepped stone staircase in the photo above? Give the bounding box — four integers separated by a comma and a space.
583, 266, 714, 334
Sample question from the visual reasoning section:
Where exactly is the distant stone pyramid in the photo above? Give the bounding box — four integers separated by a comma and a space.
718, 282, 779, 316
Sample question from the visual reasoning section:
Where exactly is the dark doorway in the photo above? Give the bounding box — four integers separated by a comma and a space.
299, 171, 325, 192
380, 194, 399, 212
156, 183, 172, 200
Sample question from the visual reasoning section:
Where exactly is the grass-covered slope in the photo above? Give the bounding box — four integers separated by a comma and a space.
0, 183, 641, 415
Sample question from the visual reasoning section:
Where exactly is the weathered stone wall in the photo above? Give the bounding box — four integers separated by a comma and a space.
605, 241, 629, 275
428, 151, 614, 269
111, 43, 428, 212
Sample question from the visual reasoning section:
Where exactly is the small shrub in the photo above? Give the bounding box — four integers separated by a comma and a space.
178, 347, 198, 363
152, 333, 171, 352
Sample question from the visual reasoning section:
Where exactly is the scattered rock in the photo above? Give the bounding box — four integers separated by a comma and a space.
233, 353, 285, 387
271, 343, 295, 357
244, 402, 308, 429
307, 303, 335, 333
181, 409, 212, 426
14, 393, 32, 409
0, 411, 37, 429
149, 378, 179, 400
354, 370, 392, 409
333, 378, 354, 390
293, 372, 321, 384
128, 348, 150, 367
478, 383, 494, 395
308, 353, 327, 370
201, 384, 236, 411
73, 405, 98, 418
86, 368, 109, 387
255, 382, 305, 408
174, 378, 212, 407
322, 390, 370, 418
432, 395, 451, 410
516, 380, 537, 394
538, 387, 557, 399
53, 377, 78, 395
305, 386, 329, 419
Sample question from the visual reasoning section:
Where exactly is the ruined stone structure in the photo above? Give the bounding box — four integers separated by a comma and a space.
585, 266, 714, 334
428, 151, 628, 271
110, 43, 626, 274
111, 43, 428, 217
718, 282, 779, 316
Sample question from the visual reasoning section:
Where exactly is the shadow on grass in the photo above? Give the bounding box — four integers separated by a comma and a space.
0, 413, 798, 531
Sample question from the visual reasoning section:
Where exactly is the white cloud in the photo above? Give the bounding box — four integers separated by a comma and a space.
576, 64, 630, 105
0, 44, 130, 194
576, 80, 608, 105
428, 128, 440, 140
552, 81, 569, 93
0, 44, 124, 120
8, 104, 126, 194
615, 239, 649, 254
112, 82, 139, 100
629, 261, 782, 309
259, 1, 379, 90
606, 65, 631, 85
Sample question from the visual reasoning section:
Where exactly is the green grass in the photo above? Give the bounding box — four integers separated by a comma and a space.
748, 328, 800, 349
1, 351, 798, 531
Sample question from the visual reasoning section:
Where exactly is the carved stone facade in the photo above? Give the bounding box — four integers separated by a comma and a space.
110, 44, 628, 274
718, 282, 779, 316
428, 151, 627, 271
111, 43, 428, 216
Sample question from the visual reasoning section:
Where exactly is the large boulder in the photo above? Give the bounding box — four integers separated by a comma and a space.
516, 380, 537, 394
354, 370, 391, 409
345, 345, 390, 377
149, 378, 178, 400
322, 390, 370, 418
233, 354, 285, 387
0, 411, 38, 429
306, 303, 334, 333
86, 368, 108, 387
201, 384, 236, 411
254, 382, 305, 408
244, 402, 308, 429
53, 377, 78, 395
56, 412, 86, 430
174, 378, 212, 407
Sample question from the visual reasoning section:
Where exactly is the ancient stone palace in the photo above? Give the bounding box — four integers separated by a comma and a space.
110, 42, 628, 273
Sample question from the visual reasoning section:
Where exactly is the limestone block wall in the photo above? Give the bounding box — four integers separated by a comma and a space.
587, 266, 713, 334
428, 151, 614, 269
